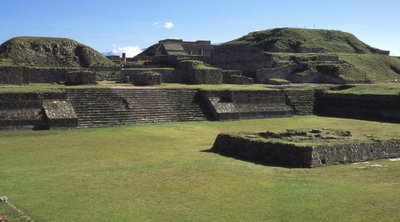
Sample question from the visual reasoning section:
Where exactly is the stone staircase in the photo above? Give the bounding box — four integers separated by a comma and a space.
201, 90, 294, 121
0, 93, 44, 130
66, 88, 206, 128
284, 90, 316, 115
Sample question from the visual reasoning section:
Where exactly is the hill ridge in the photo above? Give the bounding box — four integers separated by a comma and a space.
226, 28, 389, 55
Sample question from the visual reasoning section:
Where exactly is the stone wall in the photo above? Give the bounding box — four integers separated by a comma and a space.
211, 133, 400, 168
200, 90, 293, 120
221, 70, 253, 84
0, 92, 77, 130
0, 66, 97, 84
0, 66, 29, 84
65, 70, 97, 85
121, 68, 182, 83
180, 61, 223, 84
187, 69, 223, 84
284, 90, 316, 115
211, 133, 313, 167
256, 64, 299, 83
130, 71, 162, 86
316, 92, 400, 121
158, 39, 214, 57
312, 140, 400, 167
211, 45, 274, 78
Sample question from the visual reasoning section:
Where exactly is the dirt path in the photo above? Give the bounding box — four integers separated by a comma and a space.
0, 213, 10, 222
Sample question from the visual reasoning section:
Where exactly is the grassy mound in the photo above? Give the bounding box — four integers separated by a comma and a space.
0, 36, 114, 68
227, 28, 389, 54
214, 28, 399, 83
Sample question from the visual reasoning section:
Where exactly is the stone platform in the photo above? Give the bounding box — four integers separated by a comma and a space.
211, 129, 400, 168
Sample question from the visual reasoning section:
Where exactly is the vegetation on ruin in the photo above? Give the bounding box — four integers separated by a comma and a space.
339, 54, 400, 82
122, 68, 175, 71
0, 59, 13, 67
220, 28, 400, 83
227, 28, 387, 54
227, 128, 379, 147
2, 82, 398, 94
180, 60, 220, 70
0, 116, 400, 221
326, 83, 400, 95
0, 81, 132, 93
161, 83, 275, 91
0, 37, 114, 68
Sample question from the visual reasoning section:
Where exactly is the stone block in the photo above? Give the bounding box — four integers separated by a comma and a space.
131, 71, 162, 86
43, 100, 78, 128
65, 70, 97, 85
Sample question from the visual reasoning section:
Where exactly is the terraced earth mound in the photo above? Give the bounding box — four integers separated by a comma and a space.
211, 28, 400, 83
225, 28, 389, 54
0, 36, 114, 68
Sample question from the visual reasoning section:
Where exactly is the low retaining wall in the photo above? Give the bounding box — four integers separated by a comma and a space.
284, 90, 316, 115
121, 68, 182, 83
211, 133, 400, 168
0, 66, 96, 84
316, 92, 400, 121
0, 92, 77, 130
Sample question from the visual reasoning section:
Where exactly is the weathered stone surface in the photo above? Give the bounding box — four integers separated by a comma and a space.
65, 70, 97, 85
66, 88, 206, 128
221, 70, 253, 84
284, 90, 316, 115
0, 66, 100, 85
256, 64, 299, 83
0, 37, 114, 67
129, 71, 162, 86
211, 129, 400, 168
181, 61, 223, 84
121, 68, 182, 83
0, 92, 69, 130
201, 90, 293, 120
316, 91, 400, 121
43, 100, 78, 128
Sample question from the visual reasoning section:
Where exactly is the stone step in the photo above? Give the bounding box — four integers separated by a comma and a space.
66, 88, 206, 128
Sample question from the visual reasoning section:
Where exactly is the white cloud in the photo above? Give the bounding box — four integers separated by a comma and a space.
110, 44, 142, 57
153, 21, 160, 26
163, 22, 175, 29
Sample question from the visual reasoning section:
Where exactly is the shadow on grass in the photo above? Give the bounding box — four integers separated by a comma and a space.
201, 148, 311, 169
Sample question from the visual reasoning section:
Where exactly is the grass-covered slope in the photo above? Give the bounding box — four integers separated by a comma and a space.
339, 54, 400, 82
0, 36, 114, 68
227, 28, 389, 54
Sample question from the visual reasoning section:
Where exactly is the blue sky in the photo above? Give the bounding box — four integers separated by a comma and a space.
1, 0, 399, 56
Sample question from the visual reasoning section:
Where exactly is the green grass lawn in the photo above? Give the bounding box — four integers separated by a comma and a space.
0, 82, 276, 93
1, 116, 400, 221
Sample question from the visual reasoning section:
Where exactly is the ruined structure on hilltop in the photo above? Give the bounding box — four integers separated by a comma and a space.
123, 39, 251, 85
129, 28, 400, 84
0, 37, 116, 85
135, 39, 213, 61
1, 28, 400, 85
